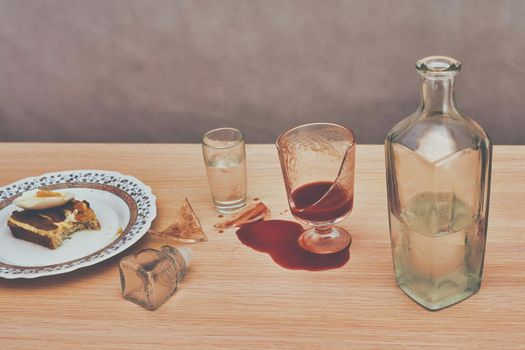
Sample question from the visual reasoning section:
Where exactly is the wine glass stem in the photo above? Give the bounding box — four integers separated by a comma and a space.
315, 225, 333, 235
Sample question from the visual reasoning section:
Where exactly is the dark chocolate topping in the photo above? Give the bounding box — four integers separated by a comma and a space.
9, 200, 81, 230
11, 210, 58, 230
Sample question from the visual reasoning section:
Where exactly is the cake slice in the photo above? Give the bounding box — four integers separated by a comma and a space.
7, 200, 101, 249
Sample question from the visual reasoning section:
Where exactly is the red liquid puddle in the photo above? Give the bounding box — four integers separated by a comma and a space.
291, 181, 353, 222
236, 220, 350, 271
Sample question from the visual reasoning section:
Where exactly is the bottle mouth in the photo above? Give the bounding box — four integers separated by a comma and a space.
416, 56, 461, 79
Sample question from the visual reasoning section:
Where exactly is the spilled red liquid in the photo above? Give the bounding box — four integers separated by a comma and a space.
236, 220, 350, 271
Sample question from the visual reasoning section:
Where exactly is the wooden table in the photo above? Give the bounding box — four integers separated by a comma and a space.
0, 144, 523, 349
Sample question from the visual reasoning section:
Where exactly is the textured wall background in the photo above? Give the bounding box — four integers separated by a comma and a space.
0, 0, 524, 144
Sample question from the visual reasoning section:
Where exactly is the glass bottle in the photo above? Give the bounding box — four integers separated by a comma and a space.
384, 56, 492, 310
119, 245, 193, 310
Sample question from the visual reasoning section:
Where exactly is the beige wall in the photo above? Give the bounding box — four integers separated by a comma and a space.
0, 0, 523, 144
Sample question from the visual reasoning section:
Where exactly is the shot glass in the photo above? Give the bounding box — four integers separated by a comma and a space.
202, 128, 247, 214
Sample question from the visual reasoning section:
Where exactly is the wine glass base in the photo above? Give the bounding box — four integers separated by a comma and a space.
298, 226, 352, 254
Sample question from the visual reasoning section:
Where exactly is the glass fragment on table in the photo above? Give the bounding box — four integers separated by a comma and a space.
214, 202, 270, 229
150, 198, 207, 243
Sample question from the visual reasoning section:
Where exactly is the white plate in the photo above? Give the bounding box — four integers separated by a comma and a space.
0, 170, 156, 279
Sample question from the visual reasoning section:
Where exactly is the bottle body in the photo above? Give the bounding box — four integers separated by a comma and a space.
385, 56, 492, 310
119, 246, 192, 310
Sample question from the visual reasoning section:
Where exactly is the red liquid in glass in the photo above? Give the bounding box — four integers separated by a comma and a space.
291, 181, 353, 222
236, 220, 350, 271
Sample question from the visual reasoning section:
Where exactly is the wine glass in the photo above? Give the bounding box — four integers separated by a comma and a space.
276, 123, 356, 254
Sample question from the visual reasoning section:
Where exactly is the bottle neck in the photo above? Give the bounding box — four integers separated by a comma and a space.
419, 76, 457, 115
161, 246, 189, 282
